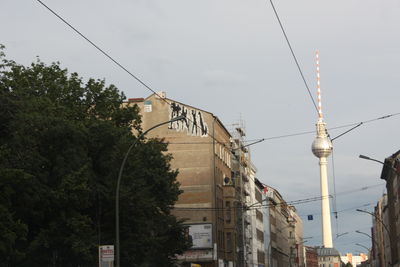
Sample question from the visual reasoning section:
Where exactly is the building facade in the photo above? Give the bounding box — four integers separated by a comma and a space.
250, 178, 266, 267
340, 253, 368, 266
230, 125, 253, 267
371, 195, 387, 267
289, 209, 305, 267
263, 186, 304, 267
379, 150, 400, 267
129, 93, 234, 267
305, 246, 318, 267
316, 247, 341, 267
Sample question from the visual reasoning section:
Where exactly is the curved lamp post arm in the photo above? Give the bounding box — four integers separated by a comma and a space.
359, 154, 397, 173
355, 230, 372, 239
359, 154, 385, 165
355, 230, 381, 249
115, 115, 185, 267
356, 243, 371, 252
356, 209, 391, 237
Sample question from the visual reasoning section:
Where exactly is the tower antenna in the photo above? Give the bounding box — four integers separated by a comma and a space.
316, 50, 323, 120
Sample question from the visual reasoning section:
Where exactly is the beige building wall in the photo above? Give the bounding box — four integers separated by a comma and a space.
126, 94, 233, 266
372, 195, 387, 267
289, 208, 305, 267
251, 177, 266, 267
268, 189, 291, 267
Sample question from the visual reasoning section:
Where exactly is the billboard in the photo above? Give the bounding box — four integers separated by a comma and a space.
187, 224, 212, 249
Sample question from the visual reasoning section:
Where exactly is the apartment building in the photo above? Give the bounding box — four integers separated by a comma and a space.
128, 93, 234, 267
250, 178, 266, 267
230, 125, 253, 267
379, 150, 400, 267
305, 246, 318, 267
340, 253, 368, 266
289, 209, 305, 267
264, 186, 304, 267
316, 247, 341, 267
371, 195, 387, 267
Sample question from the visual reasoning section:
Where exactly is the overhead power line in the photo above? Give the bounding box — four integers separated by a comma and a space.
35, 0, 230, 148
174, 183, 384, 212
268, 0, 319, 114
35, 0, 400, 149
165, 111, 400, 145
35, 0, 159, 98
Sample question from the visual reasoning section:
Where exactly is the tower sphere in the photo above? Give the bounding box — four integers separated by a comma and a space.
312, 136, 332, 158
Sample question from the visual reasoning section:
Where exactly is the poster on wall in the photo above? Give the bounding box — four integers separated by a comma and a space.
187, 224, 212, 249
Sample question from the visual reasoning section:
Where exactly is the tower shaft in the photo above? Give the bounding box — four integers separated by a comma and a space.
319, 157, 333, 248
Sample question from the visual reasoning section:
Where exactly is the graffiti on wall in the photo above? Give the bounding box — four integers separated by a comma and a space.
169, 102, 208, 137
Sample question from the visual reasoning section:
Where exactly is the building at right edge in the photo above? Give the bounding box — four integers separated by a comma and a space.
369, 150, 400, 267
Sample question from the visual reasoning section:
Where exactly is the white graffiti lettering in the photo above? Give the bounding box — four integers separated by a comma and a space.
169, 102, 208, 137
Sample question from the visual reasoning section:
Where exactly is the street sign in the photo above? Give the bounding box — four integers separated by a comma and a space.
99, 245, 114, 267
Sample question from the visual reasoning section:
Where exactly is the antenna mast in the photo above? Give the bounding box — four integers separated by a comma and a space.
316, 50, 323, 120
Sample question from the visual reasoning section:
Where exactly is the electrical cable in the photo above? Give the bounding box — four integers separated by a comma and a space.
164, 111, 400, 145
268, 0, 319, 114
299, 202, 375, 218
331, 149, 339, 237
35, 0, 159, 98
34, 0, 400, 151
34, 0, 232, 150
174, 183, 385, 212
173, 195, 332, 211
335, 183, 385, 197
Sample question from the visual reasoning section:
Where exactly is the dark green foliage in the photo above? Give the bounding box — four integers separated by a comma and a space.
0, 46, 190, 266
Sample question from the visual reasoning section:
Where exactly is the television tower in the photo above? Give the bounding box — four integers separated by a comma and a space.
311, 50, 333, 248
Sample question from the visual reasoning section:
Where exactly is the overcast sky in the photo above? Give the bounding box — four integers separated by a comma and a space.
2, 0, 400, 255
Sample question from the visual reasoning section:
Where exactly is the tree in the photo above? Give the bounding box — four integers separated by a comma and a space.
0, 46, 190, 266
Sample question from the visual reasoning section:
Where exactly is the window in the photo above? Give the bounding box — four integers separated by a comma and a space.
257, 250, 265, 264
255, 190, 262, 202
256, 210, 263, 222
225, 201, 231, 222
226, 232, 233, 252
256, 229, 264, 242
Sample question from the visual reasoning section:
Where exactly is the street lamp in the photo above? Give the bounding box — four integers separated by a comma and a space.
355, 230, 372, 240
355, 230, 381, 255
359, 154, 398, 174
356, 209, 390, 236
115, 115, 185, 267
335, 232, 349, 239
356, 243, 371, 252
356, 210, 391, 267
359, 154, 385, 165
355, 230, 380, 250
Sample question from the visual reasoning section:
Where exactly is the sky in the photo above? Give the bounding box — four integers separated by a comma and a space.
2, 0, 400, 255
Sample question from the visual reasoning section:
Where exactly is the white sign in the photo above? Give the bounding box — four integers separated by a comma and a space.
188, 224, 212, 249
144, 100, 152, 112
99, 245, 114, 262
176, 249, 213, 261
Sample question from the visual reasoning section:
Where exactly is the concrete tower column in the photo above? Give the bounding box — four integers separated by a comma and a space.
319, 157, 333, 248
